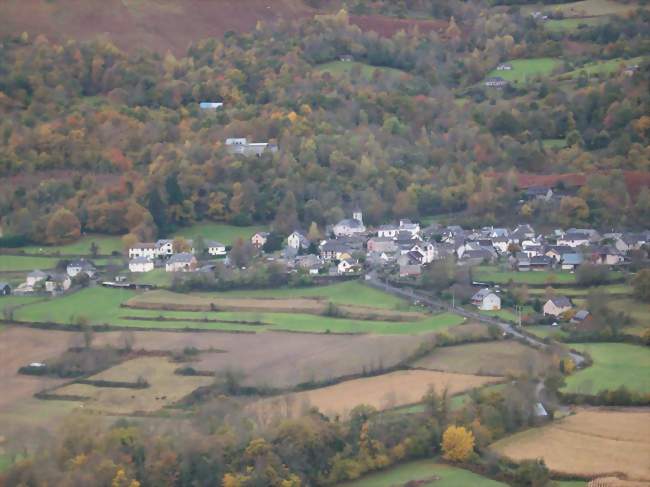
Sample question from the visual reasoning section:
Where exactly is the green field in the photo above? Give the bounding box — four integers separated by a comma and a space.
316, 61, 407, 80
338, 459, 506, 487
14, 286, 465, 335
527, 284, 631, 297
20, 234, 123, 256
0, 295, 44, 316
173, 222, 267, 246
474, 266, 576, 285
564, 343, 650, 394
526, 325, 568, 340
212, 281, 409, 309
0, 255, 64, 272
486, 58, 562, 83
544, 16, 608, 32
542, 138, 567, 149
128, 269, 173, 287
562, 56, 644, 79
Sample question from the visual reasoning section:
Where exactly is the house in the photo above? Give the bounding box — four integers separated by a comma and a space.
156, 239, 175, 257
545, 245, 572, 262
557, 232, 590, 248
485, 76, 508, 87
399, 219, 420, 236
377, 224, 400, 239
497, 63, 513, 71
0, 282, 10, 296
287, 231, 309, 250
44, 274, 71, 294
460, 248, 496, 265
614, 234, 647, 253
320, 240, 354, 260
339, 55, 354, 62
129, 243, 158, 259
295, 254, 322, 275
129, 256, 154, 273
225, 138, 278, 157
251, 232, 270, 248
587, 246, 623, 265
571, 309, 591, 325
26, 270, 49, 287
333, 211, 366, 237
66, 259, 96, 278
471, 289, 501, 311
165, 253, 198, 272
491, 236, 510, 254
543, 296, 572, 317
561, 253, 583, 271
367, 237, 398, 254
530, 255, 553, 271
399, 263, 422, 277
337, 258, 359, 275
199, 102, 223, 110
517, 256, 531, 272
525, 187, 553, 201
511, 224, 535, 243
206, 240, 227, 256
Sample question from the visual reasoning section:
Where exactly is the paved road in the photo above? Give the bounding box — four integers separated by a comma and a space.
365, 273, 585, 367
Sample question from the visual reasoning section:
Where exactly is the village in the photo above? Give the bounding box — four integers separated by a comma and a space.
4, 206, 647, 334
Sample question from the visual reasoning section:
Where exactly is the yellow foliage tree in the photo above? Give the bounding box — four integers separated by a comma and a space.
441, 425, 475, 462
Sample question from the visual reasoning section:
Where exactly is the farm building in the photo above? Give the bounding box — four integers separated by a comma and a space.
66, 259, 96, 278
472, 289, 501, 311
497, 63, 513, 71
485, 76, 508, 87
543, 297, 572, 317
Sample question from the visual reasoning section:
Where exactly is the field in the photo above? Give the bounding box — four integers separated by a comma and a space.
316, 61, 407, 80
19, 234, 123, 256
54, 356, 214, 414
173, 222, 268, 246
542, 138, 567, 149
413, 341, 552, 377
607, 298, 650, 331
563, 343, 650, 394
0, 255, 62, 272
544, 16, 608, 32
523, 0, 641, 17
485, 58, 562, 83
474, 266, 576, 285
491, 408, 650, 481
128, 269, 173, 287
562, 56, 645, 79
338, 459, 507, 487
14, 286, 467, 335
525, 325, 568, 340
250, 370, 503, 422
207, 281, 409, 309
527, 284, 632, 297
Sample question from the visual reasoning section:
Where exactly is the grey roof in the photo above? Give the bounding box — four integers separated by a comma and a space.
130, 256, 153, 264
573, 310, 590, 321
548, 296, 572, 308
472, 288, 496, 300
168, 252, 195, 264
336, 218, 363, 229
562, 253, 583, 265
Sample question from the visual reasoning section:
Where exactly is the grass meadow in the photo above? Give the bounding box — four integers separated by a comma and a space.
544, 16, 607, 32
338, 459, 507, 486
486, 58, 562, 83
473, 266, 576, 285
20, 234, 123, 256
315, 61, 407, 80
172, 222, 267, 246
563, 343, 650, 394
523, 0, 641, 17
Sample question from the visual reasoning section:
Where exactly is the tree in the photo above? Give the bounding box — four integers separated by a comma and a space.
576, 264, 610, 286
172, 236, 191, 253
193, 235, 206, 256
89, 241, 99, 257
273, 191, 299, 235
631, 269, 650, 303
307, 221, 322, 242
441, 425, 474, 462
46, 208, 81, 244
513, 459, 550, 487
229, 238, 254, 268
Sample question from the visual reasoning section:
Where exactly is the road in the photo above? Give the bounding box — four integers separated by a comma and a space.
365, 272, 585, 367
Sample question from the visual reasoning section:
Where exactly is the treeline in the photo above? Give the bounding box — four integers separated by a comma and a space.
1, 380, 554, 487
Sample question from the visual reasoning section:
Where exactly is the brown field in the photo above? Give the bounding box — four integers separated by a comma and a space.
491, 408, 650, 481
125, 290, 426, 321
250, 370, 502, 423
54, 357, 213, 414
413, 340, 553, 376
0, 0, 314, 55
0, 327, 76, 412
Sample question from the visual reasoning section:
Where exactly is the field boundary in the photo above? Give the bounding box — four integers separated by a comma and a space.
0, 319, 258, 334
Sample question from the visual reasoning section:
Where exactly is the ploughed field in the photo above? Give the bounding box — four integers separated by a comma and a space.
491, 408, 650, 481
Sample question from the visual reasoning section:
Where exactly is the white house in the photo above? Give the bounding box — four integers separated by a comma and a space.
26, 270, 49, 287
206, 240, 227, 256
44, 274, 71, 294
557, 232, 590, 248
129, 243, 158, 259
199, 102, 223, 110
156, 239, 174, 256
165, 253, 198, 272
337, 258, 359, 275
251, 232, 270, 248
333, 211, 366, 237
129, 256, 154, 273
543, 297, 572, 317
66, 259, 96, 278
287, 231, 309, 250
471, 289, 501, 311
377, 225, 399, 239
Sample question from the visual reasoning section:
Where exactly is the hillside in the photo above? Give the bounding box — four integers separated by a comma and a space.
0, 0, 313, 54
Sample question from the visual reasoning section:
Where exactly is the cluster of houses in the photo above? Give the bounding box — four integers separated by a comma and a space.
11, 259, 97, 296
128, 239, 226, 273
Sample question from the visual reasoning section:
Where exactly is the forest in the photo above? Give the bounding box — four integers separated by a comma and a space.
0, 5, 648, 246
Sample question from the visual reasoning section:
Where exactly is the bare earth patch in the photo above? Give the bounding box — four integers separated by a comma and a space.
491, 408, 650, 481
250, 370, 502, 423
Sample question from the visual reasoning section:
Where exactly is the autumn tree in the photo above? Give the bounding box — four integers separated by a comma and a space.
632, 269, 650, 303
441, 425, 474, 462
46, 208, 81, 244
